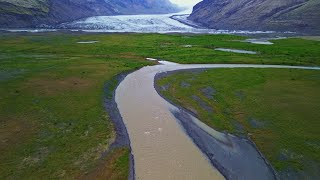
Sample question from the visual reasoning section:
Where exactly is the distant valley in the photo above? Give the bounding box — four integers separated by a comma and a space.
0, 0, 180, 28
1, 0, 320, 34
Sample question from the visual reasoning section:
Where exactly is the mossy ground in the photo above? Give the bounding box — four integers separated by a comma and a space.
0, 33, 150, 179
0, 32, 319, 178
156, 68, 320, 177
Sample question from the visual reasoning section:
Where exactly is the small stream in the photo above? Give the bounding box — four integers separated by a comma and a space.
215, 48, 257, 54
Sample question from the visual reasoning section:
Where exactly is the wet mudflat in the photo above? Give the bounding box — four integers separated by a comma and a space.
155, 67, 320, 179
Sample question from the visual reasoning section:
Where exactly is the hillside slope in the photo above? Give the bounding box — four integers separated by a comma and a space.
189, 0, 320, 34
0, 0, 179, 28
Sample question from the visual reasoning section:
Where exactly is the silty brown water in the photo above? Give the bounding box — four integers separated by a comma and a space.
116, 62, 320, 180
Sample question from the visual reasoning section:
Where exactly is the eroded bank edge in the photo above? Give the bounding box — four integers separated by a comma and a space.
154, 68, 279, 180
102, 70, 136, 180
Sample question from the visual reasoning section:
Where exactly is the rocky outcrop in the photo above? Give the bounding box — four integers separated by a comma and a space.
0, 0, 179, 28
189, 0, 320, 34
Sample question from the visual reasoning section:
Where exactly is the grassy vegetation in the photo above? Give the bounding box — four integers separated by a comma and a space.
156, 68, 320, 177
0, 32, 319, 178
144, 35, 320, 66
0, 33, 151, 178
82, 147, 130, 180
1, 33, 320, 66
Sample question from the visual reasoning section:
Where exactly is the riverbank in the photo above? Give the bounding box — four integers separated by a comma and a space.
1, 32, 319, 178
114, 62, 319, 179
155, 67, 320, 179
0, 33, 152, 178
154, 69, 278, 179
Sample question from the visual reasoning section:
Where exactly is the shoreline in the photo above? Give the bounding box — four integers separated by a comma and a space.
102, 71, 136, 180
154, 68, 278, 180
109, 63, 319, 179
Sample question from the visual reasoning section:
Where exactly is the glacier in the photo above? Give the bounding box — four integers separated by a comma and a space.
56, 11, 275, 34
3, 10, 277, 34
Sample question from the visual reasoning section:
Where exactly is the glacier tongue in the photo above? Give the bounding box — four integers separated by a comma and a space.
57, 12, 275, 34
2, 9, 278, 34
58, 13, 198, 33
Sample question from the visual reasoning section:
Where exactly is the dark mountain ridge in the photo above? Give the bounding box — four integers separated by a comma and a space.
0, 0, 180, 28
189, 0, 320, 34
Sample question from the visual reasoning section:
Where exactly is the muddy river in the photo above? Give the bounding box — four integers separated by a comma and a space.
115, 62, 320, 180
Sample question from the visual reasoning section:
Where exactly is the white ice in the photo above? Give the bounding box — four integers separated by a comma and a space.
58, 11, 275, 34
